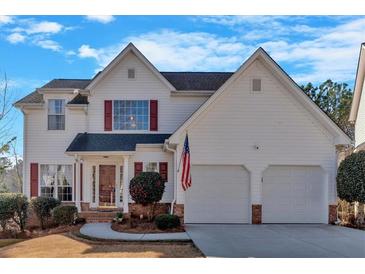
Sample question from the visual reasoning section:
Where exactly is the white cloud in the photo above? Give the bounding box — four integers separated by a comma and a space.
26, 21, 63, 34
85, 15, 115, 24
0, 15, 13, 25
34, 39, 62, 52
6, 33, 26, 44
77, 30, 253, 72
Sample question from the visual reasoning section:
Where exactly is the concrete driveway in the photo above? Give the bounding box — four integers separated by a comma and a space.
186, 224, 365, 258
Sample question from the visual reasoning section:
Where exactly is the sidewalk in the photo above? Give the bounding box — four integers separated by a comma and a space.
80, 223, 191, 241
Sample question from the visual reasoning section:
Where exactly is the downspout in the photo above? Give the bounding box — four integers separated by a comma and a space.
164, 140, 177, 215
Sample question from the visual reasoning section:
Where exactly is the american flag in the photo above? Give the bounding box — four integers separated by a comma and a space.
181, 134, 192, 191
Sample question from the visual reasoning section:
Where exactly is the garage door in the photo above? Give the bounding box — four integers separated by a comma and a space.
262, 166, 325, 223
185, 165, 250, 223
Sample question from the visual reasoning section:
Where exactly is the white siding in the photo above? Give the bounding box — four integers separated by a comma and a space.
88, 51, 207, 133
176, 60, 337, 209
355, 77, 365, 147
23, 93, 87, 197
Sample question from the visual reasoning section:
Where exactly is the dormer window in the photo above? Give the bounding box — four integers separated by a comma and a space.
128, 68, 135, 79
48, 99, 65, 130
252, 78, 262, 92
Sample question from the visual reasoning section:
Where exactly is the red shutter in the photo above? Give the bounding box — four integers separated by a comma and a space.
134, 162, 143, 177
159, 162, 168, 182
104, 100, 112, 131
80, 163, 83, 201
30, 163, 38, 197
150, 100, 158, 131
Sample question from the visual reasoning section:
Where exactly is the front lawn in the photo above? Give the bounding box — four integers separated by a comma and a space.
0, 233, 204, 258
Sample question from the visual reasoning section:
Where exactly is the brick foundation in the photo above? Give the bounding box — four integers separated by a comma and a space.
129, 203, 170, 218
252, 204, 262, 224
81, 202, 90, 211
173, 204, 184, 218
328, 204, 337, 224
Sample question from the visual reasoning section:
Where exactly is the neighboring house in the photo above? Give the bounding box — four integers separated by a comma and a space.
350, 43, 365, 151
15, 43, 351, 224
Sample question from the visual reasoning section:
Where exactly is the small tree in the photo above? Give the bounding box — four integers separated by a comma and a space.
129, 172, 165, 220
337, 151, 365, 219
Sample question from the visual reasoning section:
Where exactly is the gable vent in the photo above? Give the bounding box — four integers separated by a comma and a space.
252, 78, 262, 92
128, 68, 135, 79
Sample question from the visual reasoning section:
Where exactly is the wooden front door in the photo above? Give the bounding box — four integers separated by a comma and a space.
99, 165, 116, 206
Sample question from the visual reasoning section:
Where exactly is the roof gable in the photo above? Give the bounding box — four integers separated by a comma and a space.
349, 43, 365, 122
85, 43, 176, 91
169, 47, 351, 145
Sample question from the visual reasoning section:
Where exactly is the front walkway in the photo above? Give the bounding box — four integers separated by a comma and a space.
80, 223, 190, 241
186, 224, 365, 258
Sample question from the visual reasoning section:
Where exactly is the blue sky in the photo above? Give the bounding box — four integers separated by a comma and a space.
0, 15, 364, 156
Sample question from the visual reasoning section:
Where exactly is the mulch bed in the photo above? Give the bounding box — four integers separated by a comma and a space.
111, 218, 185, 234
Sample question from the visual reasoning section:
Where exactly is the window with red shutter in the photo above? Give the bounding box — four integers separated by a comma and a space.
104, 100, 112, 131
159, 162, 168, 182
30, 163, 39, 197
150, 100, 158, 131
134, 162, 143, 177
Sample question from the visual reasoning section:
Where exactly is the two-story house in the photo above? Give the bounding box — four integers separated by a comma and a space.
15, 43, 351, 224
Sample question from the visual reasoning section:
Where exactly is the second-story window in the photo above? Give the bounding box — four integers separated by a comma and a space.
113, 100, 149, 130
48, 99, 65, 130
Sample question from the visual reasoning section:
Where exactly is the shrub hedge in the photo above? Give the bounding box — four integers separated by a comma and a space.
129, 172, 165, 205
337, 151, 365, 203
154, 214, 180, 230
0, 193, 29, 232
53, 205, 78, 225
31, 197, 61, 229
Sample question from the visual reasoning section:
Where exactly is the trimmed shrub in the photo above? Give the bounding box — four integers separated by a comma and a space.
53, 205, 78, 225
129, 172, 165, 205
337, 151, 365, 203
31, 197, 61, 229
154, 214, 180, 230
0, 193, 29, 232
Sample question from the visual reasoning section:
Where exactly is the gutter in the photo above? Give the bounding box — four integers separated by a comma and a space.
164, 140, 177, 215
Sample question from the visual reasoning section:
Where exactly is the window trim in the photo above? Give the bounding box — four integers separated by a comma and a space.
47, 99, 66, 130
112, 100, 150, 131
39, 164, 74, 202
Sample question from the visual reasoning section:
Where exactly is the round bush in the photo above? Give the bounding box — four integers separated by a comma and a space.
0, 193, 28, 231
129, 172, 165, 205
154, 214, 180, 230
31, 197, 61, 229
53, 205, 78, 225
337, 151, 365, 203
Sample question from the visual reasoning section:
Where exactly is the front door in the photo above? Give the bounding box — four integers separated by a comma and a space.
99, 165, 116, 206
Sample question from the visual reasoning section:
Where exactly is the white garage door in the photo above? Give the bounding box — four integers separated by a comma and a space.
185, 165, 250, 223
262, 166, 326, 223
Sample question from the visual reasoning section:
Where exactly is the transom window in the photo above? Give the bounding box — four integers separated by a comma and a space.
40, 164, 73, 201
48, 99, 65, 130
113, 100, 149, 130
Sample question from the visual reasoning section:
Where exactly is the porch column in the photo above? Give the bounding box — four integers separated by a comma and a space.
115, 160, 121, 208
75, 156, 81, 211
122, 155, 130, 213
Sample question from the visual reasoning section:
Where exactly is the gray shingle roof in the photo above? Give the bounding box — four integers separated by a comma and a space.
15, 72, 234, 105
14, 90, 44, 105
42, 79, 91, 89
68, 94, 89, 105
161, 72, 233, 91
66, 133, 171, 152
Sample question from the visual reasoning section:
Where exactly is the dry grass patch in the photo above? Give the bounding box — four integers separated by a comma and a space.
0, 239, 24, 248
0, 234, 204, 258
